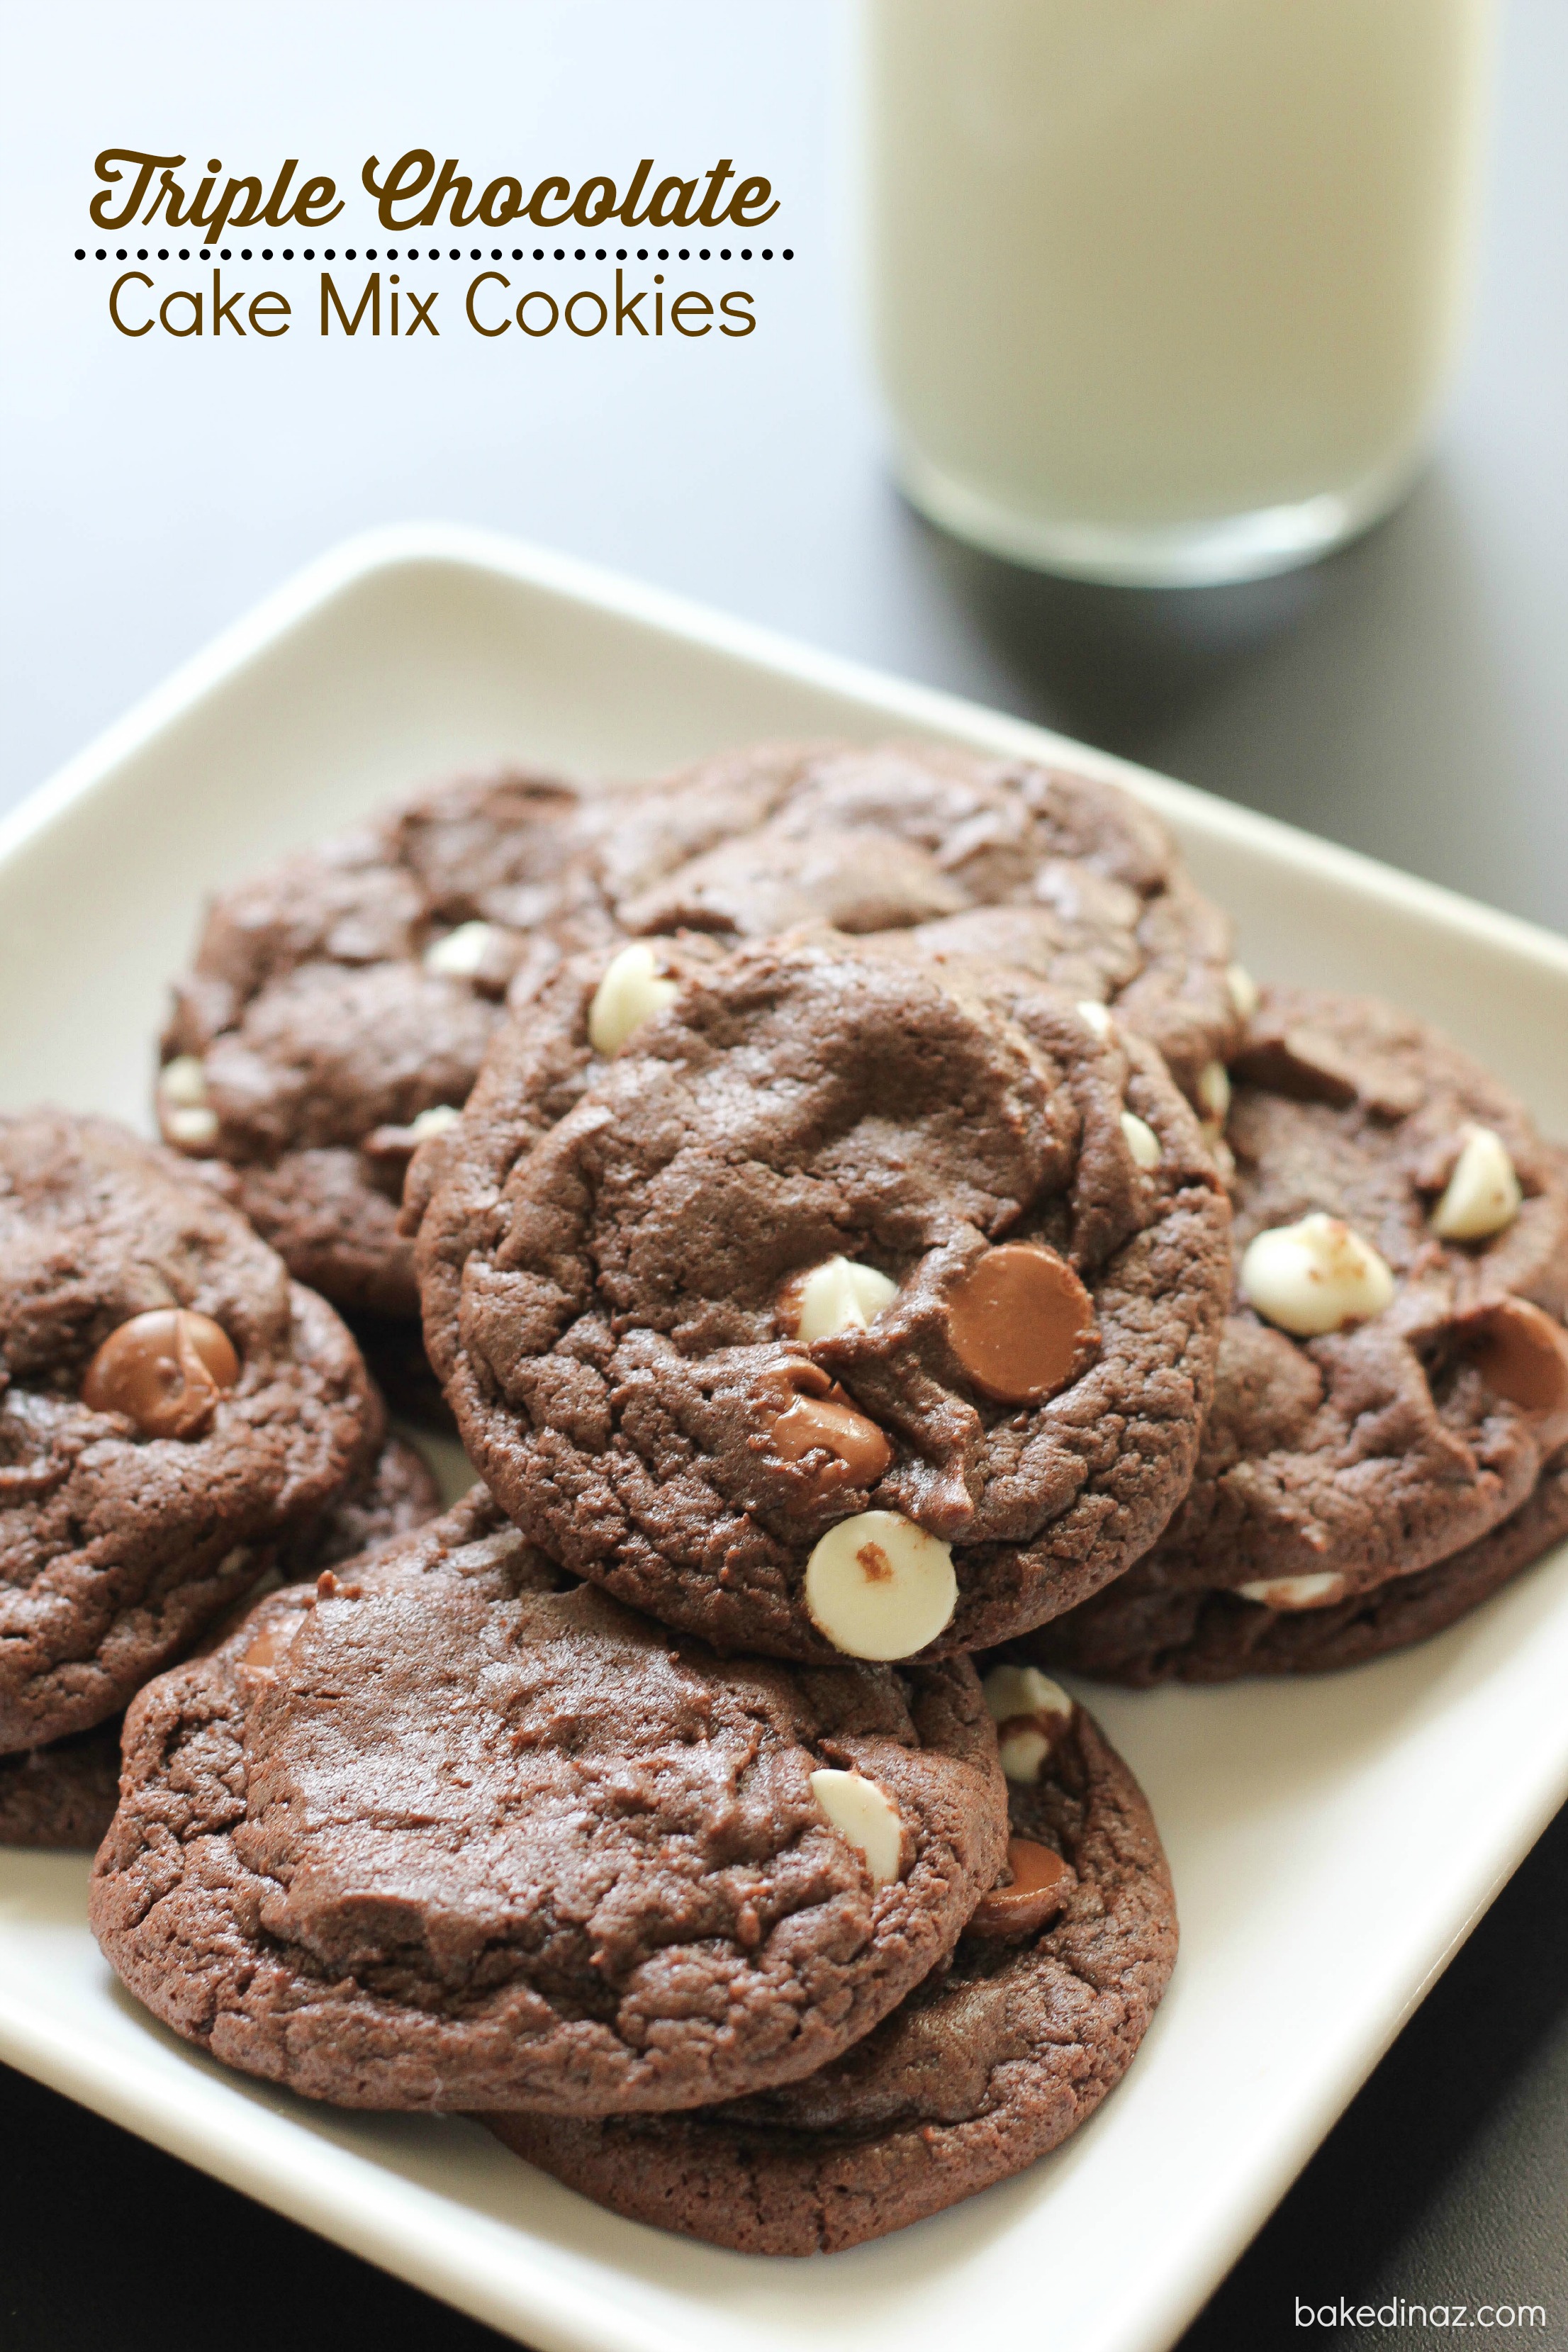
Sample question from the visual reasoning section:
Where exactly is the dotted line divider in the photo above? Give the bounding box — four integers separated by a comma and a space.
77, 242, 793, 264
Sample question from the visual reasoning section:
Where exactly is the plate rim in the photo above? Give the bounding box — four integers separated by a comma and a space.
8, 517, 1568, 992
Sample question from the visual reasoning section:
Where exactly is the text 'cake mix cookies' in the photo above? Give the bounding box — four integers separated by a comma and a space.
593, 739, 1244, 1102
1019, 989, 1568, 1682
0, 1109, 383, 1758
90, 1489, 1009, 2113
155, 768, 620, 1328
487, 1670, 1176, 2253
417, 931, 1232, 1662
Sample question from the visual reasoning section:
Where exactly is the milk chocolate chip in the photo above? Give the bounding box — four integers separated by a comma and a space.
239, 1607, 310, 1675
756, 1362, 892, 1506
945, 1242, 1097, 1406
82, 1308, 240, 1439
968, 1837, 1072, 1939
1462, 1297, 1568, 1413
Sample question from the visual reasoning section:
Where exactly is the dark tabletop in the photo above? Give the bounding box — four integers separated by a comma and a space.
3, 4, 1567, 2347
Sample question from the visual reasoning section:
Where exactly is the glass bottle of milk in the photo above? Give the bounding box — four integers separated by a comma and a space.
863, 0, 1497, 585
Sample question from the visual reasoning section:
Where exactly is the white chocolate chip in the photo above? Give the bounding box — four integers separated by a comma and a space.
164, 1107, 219, 1149
981, 1663, 1073, 1783
159, 1055, 208, 1107
1196, 1061, 1231, 1123
1236, 1572, 1348, 1610
804, 1509, 957, 1659
423, 919, 493, 978
410, 1104, 461, 1141
790, 1255, 898, 1343
1120, 1109, 1163, 1170
996, 1725, 1051, 1783
807, 1768, 904, 1885
159, 1056, 217, 1146
1239, 1211, 1396, 1337
1076, 999, 1114, 1040
981, 1664, 1072, 1725
1430, 1126, 1523, 1242
1227, 963, 1260, 1019
587, 942, 680, 1056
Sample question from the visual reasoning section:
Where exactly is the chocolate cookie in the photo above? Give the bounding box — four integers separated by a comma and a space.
595, 740, 1243, 1102
398, 928, 730, 1248
155, 768, 618, 1324
486, 1676, 1176, 2253
1036, 990, 1568, 1643
276, 1431, 442, 1577
90, 1487, 1009, 2114
0, 1719, 124, 1851
0, 1433, 439, 1855
342, 1308, 459, 1432
1025, 1445, 1568, 1683
0, 1109, 379, 1753
418, 932, 1231, 1661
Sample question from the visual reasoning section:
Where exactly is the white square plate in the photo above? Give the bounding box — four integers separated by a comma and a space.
4, 525, 1567, 2352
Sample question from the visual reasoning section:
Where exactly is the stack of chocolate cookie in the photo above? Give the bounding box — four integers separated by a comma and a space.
0, 1109, 439, 1851
66, 740, 1568, 2252
1014, 987, 1568, 1682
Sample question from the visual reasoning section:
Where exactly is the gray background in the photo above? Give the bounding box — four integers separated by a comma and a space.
1, 4, 1566, 2347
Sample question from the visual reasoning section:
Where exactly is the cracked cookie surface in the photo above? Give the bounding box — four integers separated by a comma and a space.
595, 739, 1241, 1101
418, 933, 1231, 1659
157, 769, 620, 1322
486, 1693, 1175, 2253
89, 1489, 1008, 2114
0, 1432, 438, 1851
0, 1109, 379, 1752
162, 744, 1237, 1338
